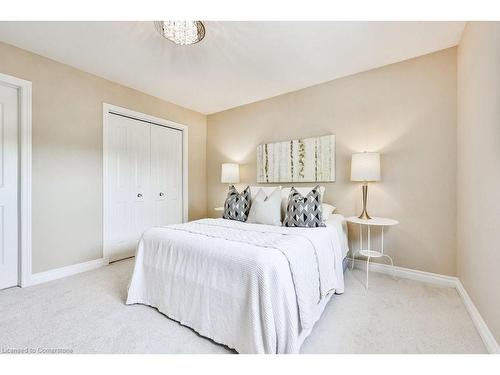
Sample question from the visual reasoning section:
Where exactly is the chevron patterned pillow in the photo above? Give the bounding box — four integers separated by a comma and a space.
283, 185, 326, 227
223, 185, 251, 222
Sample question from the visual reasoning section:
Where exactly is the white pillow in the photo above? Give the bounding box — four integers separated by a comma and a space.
321, 203, 336, 221
249, 185, 281, 203
247, 187, 282, 226
280, 186, 326, 220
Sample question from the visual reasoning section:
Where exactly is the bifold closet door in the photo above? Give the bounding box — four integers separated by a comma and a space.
105, 113, 184, 262
150, 124, 183, 226
106, 113, 151, 262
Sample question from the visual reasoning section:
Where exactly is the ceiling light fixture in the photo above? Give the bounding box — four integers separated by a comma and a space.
154, 21, 206, 46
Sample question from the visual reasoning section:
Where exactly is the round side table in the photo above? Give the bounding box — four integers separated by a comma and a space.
346, 216, 399, 289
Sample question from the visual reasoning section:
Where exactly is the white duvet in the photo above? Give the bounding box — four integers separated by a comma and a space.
126, 215, 348, 354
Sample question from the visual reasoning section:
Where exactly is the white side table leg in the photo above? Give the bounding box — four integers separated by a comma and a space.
381, 226, 384, 254
366, 224, 371, 289
351, 223, 363, 270
366, 255, 370, 289
360, 223, 363, 251
381, 227, 396, 279
367, 225, 371, 251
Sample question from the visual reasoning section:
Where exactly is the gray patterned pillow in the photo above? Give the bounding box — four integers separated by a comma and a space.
223, 185, 251, 222
283, 186, 326, 227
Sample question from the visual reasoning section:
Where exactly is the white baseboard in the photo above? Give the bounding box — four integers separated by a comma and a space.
349, 258, 500, 354
455, 280, 500, 354
27, 258, 108, 287
349, 258, 458, 287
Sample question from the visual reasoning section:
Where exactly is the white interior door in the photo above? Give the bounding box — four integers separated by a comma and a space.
0, 83, 19, 289
150, 124, 183, 226
105, 113, 151, 262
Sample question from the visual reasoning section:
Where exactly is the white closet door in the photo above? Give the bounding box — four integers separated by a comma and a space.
150, 124, 183, 226
105, 113, 151, 262
0, 84, 19, 289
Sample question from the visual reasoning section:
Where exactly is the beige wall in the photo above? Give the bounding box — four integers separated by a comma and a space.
207, 48, 457, 276
457, 23, 500, 342
0, 41, 207, 273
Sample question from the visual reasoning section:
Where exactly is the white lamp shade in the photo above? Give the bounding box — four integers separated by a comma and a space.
351, 152, 381, 182
221, 163, 240, 183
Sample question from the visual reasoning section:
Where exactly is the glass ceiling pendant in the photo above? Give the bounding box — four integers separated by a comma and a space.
154, 21, 206, 46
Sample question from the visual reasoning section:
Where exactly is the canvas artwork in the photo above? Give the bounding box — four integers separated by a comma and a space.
256, 135, 335, 183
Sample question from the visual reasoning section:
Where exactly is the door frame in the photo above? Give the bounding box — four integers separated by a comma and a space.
102, 103, 189, 261
0, 73, 33, 288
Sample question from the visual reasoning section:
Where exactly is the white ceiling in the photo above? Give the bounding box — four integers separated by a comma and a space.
0, 21, 465, 114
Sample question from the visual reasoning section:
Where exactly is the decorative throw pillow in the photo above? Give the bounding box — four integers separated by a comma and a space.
223, 185, 251, 222
283, 185, 326, 228
280, 186, 326, 221
246, 188, 282, 226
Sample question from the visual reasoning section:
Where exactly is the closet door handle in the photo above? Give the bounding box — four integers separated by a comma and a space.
137, 193, 143, 198
159, 192, 164, 197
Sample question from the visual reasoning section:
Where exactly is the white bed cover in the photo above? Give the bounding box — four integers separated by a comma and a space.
126, 214, 349, 354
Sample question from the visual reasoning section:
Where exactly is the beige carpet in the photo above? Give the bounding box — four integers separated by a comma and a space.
0, 259, 486, 354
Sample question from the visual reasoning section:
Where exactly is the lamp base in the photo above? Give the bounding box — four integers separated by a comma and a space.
358, 210, 372, 220
358, 183, 373, 220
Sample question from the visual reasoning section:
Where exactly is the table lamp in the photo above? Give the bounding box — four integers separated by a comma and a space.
351, 152, 380, 220
221, 163, 240, 184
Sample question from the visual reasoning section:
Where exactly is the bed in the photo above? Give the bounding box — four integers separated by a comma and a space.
126, 214, 349, 354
